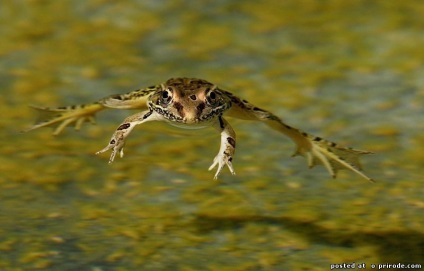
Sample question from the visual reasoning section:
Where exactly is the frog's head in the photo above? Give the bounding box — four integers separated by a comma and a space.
148, 78, 231, 123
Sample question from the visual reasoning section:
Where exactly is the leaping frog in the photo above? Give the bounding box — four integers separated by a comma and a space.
25, 77, 374, 181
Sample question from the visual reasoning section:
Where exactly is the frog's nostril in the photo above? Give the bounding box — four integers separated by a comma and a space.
189, 94, 197, 100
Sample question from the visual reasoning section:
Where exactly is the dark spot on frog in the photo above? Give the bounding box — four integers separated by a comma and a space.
173, 102, 185, 117
118, 123, 130, 130
227, 137, 236, 148
196, 102, 205, 119
111, 94, 123, 100
253, 107, 266, 112
143, 110, 153, 119
218, 116, 225, 129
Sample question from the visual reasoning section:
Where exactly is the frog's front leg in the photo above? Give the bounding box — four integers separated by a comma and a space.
96, 110, 163, 163
208, 116, 236, 179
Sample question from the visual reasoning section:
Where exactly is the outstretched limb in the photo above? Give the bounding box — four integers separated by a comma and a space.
24, 85, 160, 135
221, 90, 374, 182
23, 103, 104, 135
208, 116, 237, 179
96, 110, 163, 163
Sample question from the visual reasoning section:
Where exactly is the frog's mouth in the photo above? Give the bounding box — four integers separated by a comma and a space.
167, 121, 209, 130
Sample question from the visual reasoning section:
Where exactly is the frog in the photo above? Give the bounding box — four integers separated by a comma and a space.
25, 77, 374, 181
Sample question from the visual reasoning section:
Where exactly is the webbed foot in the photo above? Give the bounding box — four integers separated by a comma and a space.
96, 133, 126, 163
24, 104, 103, 135
208, 151, 235, 179
293, 135, 374, 182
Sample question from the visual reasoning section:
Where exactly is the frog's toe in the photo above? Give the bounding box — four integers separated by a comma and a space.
208, 153, 235, 179
96, 140, 125, 164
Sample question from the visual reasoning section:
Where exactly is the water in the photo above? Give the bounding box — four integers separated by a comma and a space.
1, 0, 423, 270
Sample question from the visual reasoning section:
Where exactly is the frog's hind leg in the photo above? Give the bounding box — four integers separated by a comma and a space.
292, 133, 374, 182
261, 113, 374, 182
265, 115, 373, 182
223, 92, 374, 182
24, 103, 104, 135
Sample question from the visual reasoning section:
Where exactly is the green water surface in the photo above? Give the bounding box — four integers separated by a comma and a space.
1, 1, 423, 270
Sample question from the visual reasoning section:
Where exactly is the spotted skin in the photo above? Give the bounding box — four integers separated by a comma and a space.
25, 77, 373, 181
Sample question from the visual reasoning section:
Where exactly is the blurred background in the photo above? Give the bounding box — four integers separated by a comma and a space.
1, 0, 423, 270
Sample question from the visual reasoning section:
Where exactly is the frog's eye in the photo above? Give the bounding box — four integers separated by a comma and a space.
206, 89, 218, 105
161, 88, 173, 104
